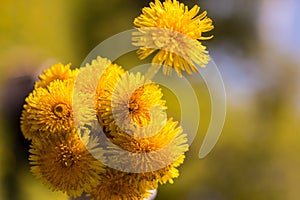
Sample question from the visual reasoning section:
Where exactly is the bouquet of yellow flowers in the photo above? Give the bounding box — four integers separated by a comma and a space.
20, 0, 213, 199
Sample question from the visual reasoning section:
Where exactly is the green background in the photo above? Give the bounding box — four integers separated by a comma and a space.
1, 0, 300, 199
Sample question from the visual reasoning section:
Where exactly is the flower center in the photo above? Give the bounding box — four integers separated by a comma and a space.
128, 87, 151, 126
149, 29, 185, 55
128, 101, 139, 113
56, 144, 79, 168
53, 103, 70, 118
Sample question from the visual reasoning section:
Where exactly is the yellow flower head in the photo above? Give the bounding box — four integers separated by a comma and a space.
133, 0, 214, 77
129, 82, 165, 127
29, 128, 105, 197
112, 72, 166, 128
97, 71, 166, 137
21, 80, 74, 140
35, 63, 78, 88
89, 168, 153, 200
105, 118, 188, 185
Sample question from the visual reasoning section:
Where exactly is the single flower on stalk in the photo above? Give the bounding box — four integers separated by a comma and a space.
132, 0, 214, 77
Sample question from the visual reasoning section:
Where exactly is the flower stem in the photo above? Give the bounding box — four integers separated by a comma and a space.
145, 64, 161, 81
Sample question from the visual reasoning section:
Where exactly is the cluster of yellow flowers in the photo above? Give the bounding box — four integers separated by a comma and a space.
20, 0, 213, 199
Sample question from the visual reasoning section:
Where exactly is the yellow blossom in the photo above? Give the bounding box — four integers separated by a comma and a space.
97, 71, 166, 136
133, 0, 214, 77
105, 118, 188, 186
29, 128, 105, 197
110, 72, 166, 128
20, 80, 74, 140
35, 62, 78, 88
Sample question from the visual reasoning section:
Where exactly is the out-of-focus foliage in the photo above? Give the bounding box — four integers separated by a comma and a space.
1, 0, 300, 200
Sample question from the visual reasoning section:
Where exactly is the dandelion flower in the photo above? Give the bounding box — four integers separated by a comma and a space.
133, 0, 214, 77
29, 128, 105, 197
128, 82, 165, 127
21, 80, 74, 140
111, 72, 166, 128
88, 167, 153, 200
35, 63, 78, 88
105, 118, 188, 186
97, 71, 166, 137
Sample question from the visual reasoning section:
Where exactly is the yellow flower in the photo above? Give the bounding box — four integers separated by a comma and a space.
21, 80, 74, 140
106, 118, 188, 186
29, 128, 105, 197
111, 72, 166, 127
129, 82, 165, 127
97, 71, 166, 137
88, 167, 153, 200
133, 0, 214, 77
35, 62, 78, 88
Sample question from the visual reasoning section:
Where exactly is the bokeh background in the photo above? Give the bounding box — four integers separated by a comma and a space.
1, 0, 300, 199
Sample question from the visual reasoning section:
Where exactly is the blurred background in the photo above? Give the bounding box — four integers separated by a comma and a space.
1, 0, 300, 199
